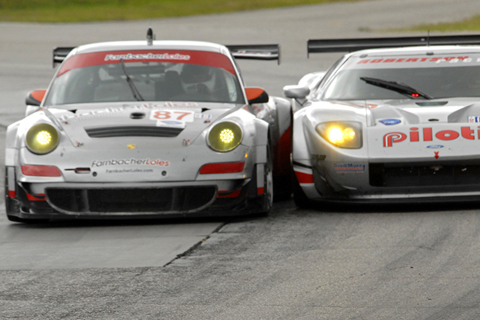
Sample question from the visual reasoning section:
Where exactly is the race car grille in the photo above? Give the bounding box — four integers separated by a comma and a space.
85, 126, 183, 138
45, 186, 216, 214
370, 163, 480, 187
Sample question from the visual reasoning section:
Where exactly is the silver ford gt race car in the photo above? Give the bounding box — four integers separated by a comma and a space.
5, 30, 292, 222
284, 35, 480, 207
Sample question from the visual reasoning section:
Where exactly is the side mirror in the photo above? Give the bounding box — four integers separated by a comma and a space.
283, 85, 310, 99
25, 90, 46, 106
245, 87, 269, 104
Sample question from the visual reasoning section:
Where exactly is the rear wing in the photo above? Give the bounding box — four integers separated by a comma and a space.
226, 44, 280, 64
307, 34, 480, 57
53, 46, 75, 67
52, 44, 281, 67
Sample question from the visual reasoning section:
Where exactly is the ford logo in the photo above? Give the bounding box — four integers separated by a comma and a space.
379, 119, 401, 125
426, 145, 444, 149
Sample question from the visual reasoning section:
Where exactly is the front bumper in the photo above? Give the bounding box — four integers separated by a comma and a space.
6, 166, 268, 221
294, 159, 480, 203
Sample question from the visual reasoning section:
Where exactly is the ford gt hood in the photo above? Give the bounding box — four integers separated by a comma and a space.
365, 98, 480, 161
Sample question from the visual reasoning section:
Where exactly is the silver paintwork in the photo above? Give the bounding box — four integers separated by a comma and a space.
287, 45, 480, 203
5, 40, 292, 221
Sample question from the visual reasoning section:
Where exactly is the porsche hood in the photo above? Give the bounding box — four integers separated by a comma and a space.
17, 102, 250, 183
54, 102, 231, 149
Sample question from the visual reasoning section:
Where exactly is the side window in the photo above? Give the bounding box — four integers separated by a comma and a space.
314, 56, 348, 96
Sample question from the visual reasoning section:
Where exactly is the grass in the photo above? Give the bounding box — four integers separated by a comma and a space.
388, 14, 480, 32
0, 0, 358, 23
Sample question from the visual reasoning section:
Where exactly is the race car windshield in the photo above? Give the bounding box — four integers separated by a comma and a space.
323, 55, 480, 100
44, 53, 245, 106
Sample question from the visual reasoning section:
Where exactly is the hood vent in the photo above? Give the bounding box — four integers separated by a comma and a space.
85, 126, 183, 138
415, 101, 448, 107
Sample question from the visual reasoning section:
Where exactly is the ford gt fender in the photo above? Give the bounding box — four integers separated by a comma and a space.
292, 108, 322, 200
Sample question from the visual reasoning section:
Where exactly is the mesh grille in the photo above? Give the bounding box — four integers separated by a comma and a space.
45, 186, 216, 214
370, 163, 480, 187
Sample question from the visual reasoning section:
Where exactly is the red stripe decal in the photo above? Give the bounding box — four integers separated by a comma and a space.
217, 190, 242, 198
200, 162, 245, 175
257, 187, 265, 195
295, 171, 314, 184
26, 193, 46, 201
58, 50, 236, 77
8, 190, 16, 198
21, 165, 62, 177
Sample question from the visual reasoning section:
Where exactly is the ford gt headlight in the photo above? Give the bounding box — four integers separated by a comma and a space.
316, 121, 362, 149
25, 123, 60, 155
208, 122, 243, 152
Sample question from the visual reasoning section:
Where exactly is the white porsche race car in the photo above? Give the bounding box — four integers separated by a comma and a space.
5, 29, 292, 222
284, 35, 480, 207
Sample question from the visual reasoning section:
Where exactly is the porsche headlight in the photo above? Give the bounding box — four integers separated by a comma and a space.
25, 123, 60, 155
316, 121, 362, 149
208, 122, 243, 152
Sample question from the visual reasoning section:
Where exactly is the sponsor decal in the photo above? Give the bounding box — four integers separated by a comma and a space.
468, 116, 480, 123
383, 126, 479, 147
141, 102, 199, 109
358, 56, 475, 65
106, 168, 154, 174
426, 145, 444, 149
105, 53, 190, 61
195, 113, 213, 120
379, 119, 401, 126
334, 163, 366, 173
57, 51, 237, 77
60, 107, 128, 123
159, 120, 184, 127
91, 158, 170, 167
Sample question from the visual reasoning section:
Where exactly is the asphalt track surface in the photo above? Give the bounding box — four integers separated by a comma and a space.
1, 0, 480, 318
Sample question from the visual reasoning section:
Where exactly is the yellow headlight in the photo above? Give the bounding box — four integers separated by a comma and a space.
208, 122, 242, 152
220, 129, 235, 144
327, 127, 344, 144
37, 131, 53, 145
327, 126, 356, 144
316, 122, 362, 149
26, 123, 60, 155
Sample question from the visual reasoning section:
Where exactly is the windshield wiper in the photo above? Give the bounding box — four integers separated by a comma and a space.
360, 76, 433, 100
120, 59, 144, 101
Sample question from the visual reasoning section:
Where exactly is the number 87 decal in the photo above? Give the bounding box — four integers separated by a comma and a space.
150, 110, 195, 122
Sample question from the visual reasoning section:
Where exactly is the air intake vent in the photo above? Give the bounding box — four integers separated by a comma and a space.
46, 186, 217, 214
85, 126, 183, 138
